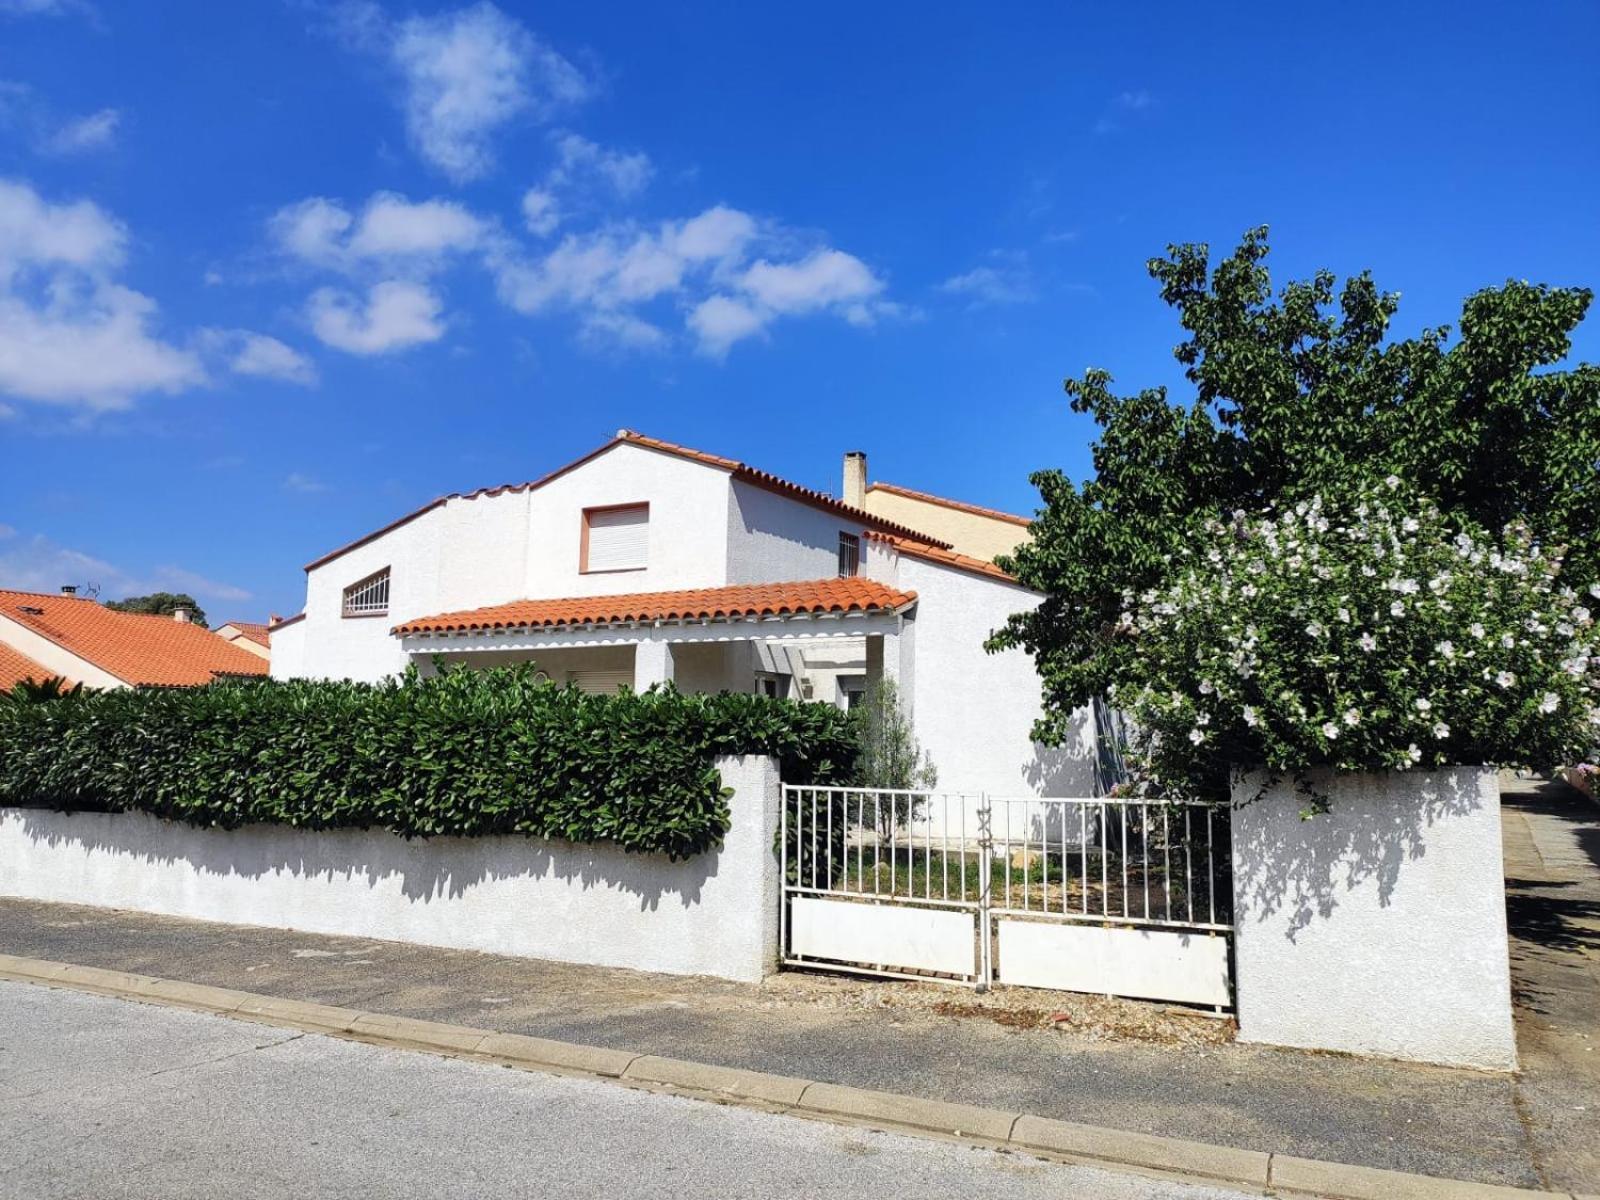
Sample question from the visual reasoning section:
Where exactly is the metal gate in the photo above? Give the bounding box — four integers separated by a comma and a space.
780, 786, 1234, 1009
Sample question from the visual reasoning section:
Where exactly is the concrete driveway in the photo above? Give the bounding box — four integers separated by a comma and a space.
0, 980, 1256, 1200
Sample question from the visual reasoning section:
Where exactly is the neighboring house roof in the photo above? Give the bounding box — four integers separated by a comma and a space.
394, 578, 918, 636
864, 531, 1031, 587
304, 429, 951, 572
866, 481, 1033, 528
268, 612, 306, 632
0, 641, 65, 691
215, 620, 271, 648
0, 589, 271, 687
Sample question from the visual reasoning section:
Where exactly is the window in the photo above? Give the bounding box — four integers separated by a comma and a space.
582, 504, 649, 573
837, 532, 860, 577
756, 674, 790, 700
839, 676, 866, 712
342, 567, 390, 618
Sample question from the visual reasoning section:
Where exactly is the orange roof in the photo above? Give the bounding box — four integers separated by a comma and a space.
394, 578, 917, 636
217, 620, 272, 648
304, 429, 950, 572
863, 531, 1029, 586
0, 589, 271, 687
0, 641, 66, 691
866, 481, 1033, 528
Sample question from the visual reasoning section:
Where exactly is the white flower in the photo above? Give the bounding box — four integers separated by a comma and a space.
1342, 708, 1361, 727
1589, 583, 1600, 599
1469, 622, 1486, 639
1188, 728, 1205, 745
1337, 607, 1351, 623
1406, 743, 1422, 764
1432, 721, 1450, 739
1390, 600, 1406, 617
1199, 680, 1215, 694
1359, 632, 1378, 652
1414, 697, 1432, 713
1243, 706, 1260, 727
1538, 692, 1560, 714
1436, 640, 1455, 659
1321, 721, 1340, 739
1501, 634, 1516, 649
1402, 517, 1420, 533
1385, 475, 1401, 489
1576, 606, 1592, 624
1305, 621, 1326, 639
1496, 670, 1517, 689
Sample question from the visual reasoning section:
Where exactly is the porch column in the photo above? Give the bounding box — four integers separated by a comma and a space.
633, 636, 675, 691
869, 614, 915, 705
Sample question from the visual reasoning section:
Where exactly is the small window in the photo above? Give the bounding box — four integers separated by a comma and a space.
342, 567, 390, 618
756, 674, 790, 700
582, 504, 649, 573
839, 676, 866, 712
837, 532, 860, 577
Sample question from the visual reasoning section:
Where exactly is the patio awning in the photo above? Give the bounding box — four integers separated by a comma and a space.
392, 578, 917, 639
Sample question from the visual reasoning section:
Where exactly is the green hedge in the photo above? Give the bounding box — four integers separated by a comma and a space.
0, 666, 856, 859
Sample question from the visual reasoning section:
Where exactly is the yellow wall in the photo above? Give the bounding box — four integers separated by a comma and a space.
863, 488, 1031, 562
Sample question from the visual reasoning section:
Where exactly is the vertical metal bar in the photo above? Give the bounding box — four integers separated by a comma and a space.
887, 792, 896, 896
1120, 801, 1129, 919
779, 786, 788, 959
1206, 806, 1216, 924
1004, 800, 1013, 911
1080, 803, 1089, 916
977, 793, 992, 988
825, 785, 834, 891
1021, 801, 1031, 911
924, 792, 932, 902
1060, 800, 1069, 915
810, 789, 819, 891
1163, 806, 1173, 922
857, 793, 865, 894
958, 795, 967, 902
942, 794, 950, 901
1185, 807, 1194, 924
1141, 803, 1151, 920
1099, 801, 1108, 918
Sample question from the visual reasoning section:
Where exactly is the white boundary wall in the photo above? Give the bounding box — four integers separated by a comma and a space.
1231, 766, 1517, 1070
0, 756, 781, 984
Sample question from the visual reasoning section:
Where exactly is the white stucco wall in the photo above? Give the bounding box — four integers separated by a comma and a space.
0, 756, 782, 983
885, 552, 1096, 799
725, 480, 856, 584
524, 442, 733, 598
1230, 767, 1517, 1070
266, 618, 307, 681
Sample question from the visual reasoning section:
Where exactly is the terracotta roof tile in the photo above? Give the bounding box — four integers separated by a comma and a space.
863, 531, 1028, 586
304, 429, 950, 572
0, 589, 270, 687
217, 620, 272, 648
394, 578, 917, 636
0, 641, 67, 691
866, 481, 1033, 528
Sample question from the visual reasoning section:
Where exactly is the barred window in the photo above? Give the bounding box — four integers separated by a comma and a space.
342, 567, 390, 618
837, 532, 860, 577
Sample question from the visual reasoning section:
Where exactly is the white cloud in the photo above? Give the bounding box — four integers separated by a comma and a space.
355, 1, 590, 182
307, 280, 444, 355
521, 187, 559, 236
939, 257, 1035, 307
1094, 89, 1156, 135
0, 178, 203, 411
0, 0, 94, 17
687, 295, 768, 358
216, 331, 318, 386
283, 472, 329, 495
740, 249, 883, 316
548, 133, 652, 198
580, 310, 666, 351
44, 107, 118, 154
0, 531, 249, 602
271, 193, 483, 273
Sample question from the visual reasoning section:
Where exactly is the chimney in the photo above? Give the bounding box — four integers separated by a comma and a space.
59, 584, 77, 596
842, 451, 867, 509
172, 607, 190, 624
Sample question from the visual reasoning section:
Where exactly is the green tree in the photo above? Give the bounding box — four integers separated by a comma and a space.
105, 591, 208, 628
850, 678, 937, 840
991, 227, 1600, 744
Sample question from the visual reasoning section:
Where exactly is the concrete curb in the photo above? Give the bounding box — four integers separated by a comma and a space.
0, 952, 1576, 1200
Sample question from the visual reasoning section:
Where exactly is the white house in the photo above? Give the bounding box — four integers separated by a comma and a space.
270, 430, 1095, 797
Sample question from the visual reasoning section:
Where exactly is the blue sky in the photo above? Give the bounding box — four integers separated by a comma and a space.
1, 1, 1596, 621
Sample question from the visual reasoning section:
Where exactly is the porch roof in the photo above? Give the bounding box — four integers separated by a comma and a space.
392, 578, 917, 638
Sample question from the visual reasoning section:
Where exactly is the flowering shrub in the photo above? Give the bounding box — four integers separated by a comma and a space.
1110, 480, 1600, 802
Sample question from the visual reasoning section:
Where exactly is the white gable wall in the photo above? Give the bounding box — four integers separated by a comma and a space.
886, 552, 1096, 798
524, 442, 733, 597
725, 480, 856, 584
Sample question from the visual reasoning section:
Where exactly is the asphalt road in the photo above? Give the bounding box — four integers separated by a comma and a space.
0, 981, 1255, 1200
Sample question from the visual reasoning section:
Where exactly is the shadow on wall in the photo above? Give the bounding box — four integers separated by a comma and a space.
1021, 705, 1098, 795
1231, 769, 1486, 942
10, 810, 721, 912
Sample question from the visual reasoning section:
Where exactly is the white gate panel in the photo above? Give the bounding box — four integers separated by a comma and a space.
790, 897, 975, 977
997, 919, 1230, 1006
